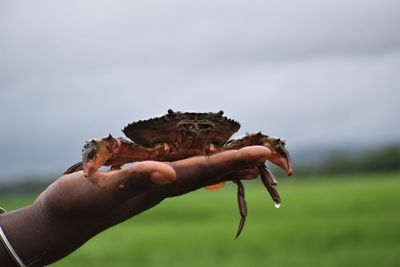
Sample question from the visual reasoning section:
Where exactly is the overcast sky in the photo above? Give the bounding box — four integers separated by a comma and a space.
1, 0, 399, 179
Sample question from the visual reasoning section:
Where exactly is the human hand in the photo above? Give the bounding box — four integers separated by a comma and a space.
0, 146, 270, 266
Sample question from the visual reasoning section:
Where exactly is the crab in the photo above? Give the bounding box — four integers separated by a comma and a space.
65, 110, 293, 238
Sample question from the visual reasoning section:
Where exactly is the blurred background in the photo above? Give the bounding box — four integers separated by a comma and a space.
1, 0, 399, 266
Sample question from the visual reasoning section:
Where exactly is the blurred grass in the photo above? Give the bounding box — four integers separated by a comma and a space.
1, 172, 400, 267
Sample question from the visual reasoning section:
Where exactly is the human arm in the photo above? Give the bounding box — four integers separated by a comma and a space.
0, 146, 270, 266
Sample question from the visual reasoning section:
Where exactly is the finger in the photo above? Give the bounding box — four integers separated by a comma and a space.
169, 146, 270, 194
90, 161, 176, 195
97, 163, 177, 225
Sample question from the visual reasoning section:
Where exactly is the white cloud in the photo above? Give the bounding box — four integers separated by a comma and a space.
0, 0, 399, 177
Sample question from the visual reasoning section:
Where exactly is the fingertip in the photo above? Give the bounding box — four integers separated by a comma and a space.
150, 168, 176, 185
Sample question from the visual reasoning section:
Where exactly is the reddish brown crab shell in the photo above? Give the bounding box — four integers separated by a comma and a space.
122, 110, 241, 148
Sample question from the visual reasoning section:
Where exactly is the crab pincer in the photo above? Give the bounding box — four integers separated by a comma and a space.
65, 135, 115, 176
81, 135, 115, 177
258, 137, 293, 207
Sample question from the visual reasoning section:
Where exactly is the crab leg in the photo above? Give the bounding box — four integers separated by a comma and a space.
259, 163, 277, 186
223, 133, 293, 176
64, 161, 84, 174
258, 164, 281, 207
233, 179, 247, 239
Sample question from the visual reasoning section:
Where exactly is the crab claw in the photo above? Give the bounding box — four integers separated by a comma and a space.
264, 137, 293, 176
82, 135, 115, 177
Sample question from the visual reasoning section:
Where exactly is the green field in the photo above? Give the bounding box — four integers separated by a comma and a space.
1, 172, 400, 267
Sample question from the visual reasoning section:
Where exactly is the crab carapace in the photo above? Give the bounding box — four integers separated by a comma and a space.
65, 110, 293, 238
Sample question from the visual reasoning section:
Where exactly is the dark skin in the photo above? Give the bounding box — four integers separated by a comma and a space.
0, 146, 271, 267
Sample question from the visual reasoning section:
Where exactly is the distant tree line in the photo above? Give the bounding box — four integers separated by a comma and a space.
294, 144, 400, 175
0, 179, 50, 196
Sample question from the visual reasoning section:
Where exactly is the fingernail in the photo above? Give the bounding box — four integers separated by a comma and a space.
150, 171, 174, 185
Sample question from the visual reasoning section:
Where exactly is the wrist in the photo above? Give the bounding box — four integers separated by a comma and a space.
0, 196, 85, 266
0, 207, 16, 266
0, 201, 49, 267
